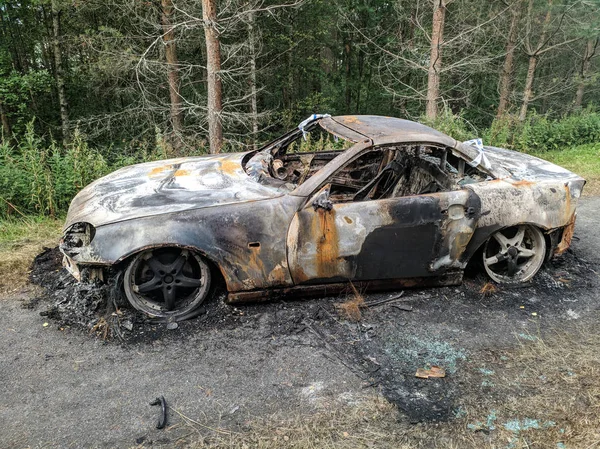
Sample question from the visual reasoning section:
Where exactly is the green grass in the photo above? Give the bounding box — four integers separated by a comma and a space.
0, 216, 63, 294
0, 215, 63, 246
530, 143, 600, 195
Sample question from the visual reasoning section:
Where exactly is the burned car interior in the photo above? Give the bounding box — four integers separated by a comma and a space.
244, 123, 491, 203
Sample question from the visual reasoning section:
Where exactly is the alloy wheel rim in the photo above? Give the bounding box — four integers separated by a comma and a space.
483, 225, 545, 283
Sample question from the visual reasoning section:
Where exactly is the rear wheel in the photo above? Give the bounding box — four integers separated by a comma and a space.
123, 247, 211, 320
483, 225, 546, 284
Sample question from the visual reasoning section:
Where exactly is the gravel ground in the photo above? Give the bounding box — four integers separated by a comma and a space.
1, 197, 598, 449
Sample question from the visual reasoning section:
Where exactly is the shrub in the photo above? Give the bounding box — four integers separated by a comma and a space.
49, 130, 109, 212
484, 108, 600, 153
0, 124, 109, 217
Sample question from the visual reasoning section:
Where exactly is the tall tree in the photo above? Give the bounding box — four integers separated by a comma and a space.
426, 0, 447, 119
519, 0, 580, 120
497, 0, 523, 117
202, 0, 223, 153
574, 37, 599, 108
161, 0, 184, 147
51, 0, 70, 144
246, 9, 259, 150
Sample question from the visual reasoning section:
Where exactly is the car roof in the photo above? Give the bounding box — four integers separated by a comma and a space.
320, 115, 457, 148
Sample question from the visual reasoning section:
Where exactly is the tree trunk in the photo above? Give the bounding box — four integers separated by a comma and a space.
40, 4, 55, 74
496, 1, 521, 117
426, 0, 446, 119
0, 100, 11, 138
2, 4, 25, 72
574, 38, 598, 109
161, 0, 184, 147
519, 54, 537, 121
519, 0, 552, 121
202, 0, 223, 154
344, 42, 352, 112
247, 10, 258, 151
51, 0, 70, 145
356, 49, 364, 112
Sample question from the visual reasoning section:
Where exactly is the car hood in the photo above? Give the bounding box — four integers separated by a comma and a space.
64, 152, 287, 229
482, 146, 584, 182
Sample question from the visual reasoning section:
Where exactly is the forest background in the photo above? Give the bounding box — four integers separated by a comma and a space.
1, 0, 600, 217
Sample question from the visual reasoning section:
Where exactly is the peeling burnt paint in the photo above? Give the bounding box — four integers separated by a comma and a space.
60, 115, 586, 310
555, 214, 576, 255
288, 188, 481, 284
63, 152, 291, 230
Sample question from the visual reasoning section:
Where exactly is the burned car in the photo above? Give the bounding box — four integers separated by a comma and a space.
60, 115, 585, 320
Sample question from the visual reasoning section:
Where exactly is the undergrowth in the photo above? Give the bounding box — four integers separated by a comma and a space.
2, 110, 599, 218
0, 123, 174, 218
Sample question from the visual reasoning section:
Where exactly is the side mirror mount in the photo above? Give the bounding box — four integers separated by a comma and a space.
312, 186, 333, 211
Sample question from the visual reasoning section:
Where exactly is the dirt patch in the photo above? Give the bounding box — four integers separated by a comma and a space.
27, 243, 599, 424
0, 219, 62, 294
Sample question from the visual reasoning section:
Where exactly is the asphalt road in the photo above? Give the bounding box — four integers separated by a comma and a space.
1, 196, 599, 448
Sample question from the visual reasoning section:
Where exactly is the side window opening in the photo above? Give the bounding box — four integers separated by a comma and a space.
446, 151, 488, 185
329, 151, 385, 202
328, 144, 490, 204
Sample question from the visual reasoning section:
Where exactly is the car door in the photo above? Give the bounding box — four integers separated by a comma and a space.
286, 147, 482, 285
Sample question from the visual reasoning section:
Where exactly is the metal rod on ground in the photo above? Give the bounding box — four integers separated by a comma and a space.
364, 292, 407, 307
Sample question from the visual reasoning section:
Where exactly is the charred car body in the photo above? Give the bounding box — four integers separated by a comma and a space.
60, 115, 585, 320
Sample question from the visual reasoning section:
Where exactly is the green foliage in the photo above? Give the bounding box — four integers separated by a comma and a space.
49, 129, 110, 212
287, 131, 353, 153
2, 109, 600, 219
0, 123, 211, 218
420, 107, 476, 142
0, 123, 108, 217
0, 215, 63, 247
19, 121, 56, 215
482, 114, 518, 149
530, 142, 600, 184
484, 109, 600, 153
0, 67, 55, 136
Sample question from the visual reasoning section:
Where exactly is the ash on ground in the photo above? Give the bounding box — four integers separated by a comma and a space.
29, 247, 127, 339
28, 244, 598, 422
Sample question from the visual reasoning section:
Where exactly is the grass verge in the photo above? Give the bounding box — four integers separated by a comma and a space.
176, 319, 600, 449
531, 143, 600, 195
0, 216, 63, 294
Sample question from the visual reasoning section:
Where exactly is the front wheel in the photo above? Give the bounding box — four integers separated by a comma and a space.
123, 247, 211, 320
483, 225, 546, 284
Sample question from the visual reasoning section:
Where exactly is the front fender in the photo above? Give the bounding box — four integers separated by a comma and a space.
61, 197, 303, 292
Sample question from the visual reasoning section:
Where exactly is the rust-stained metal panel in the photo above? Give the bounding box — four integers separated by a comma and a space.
555, 215, 576, 255
63, 194, 305, 292
329, 115, 457, 147
227, 272, 463, 304
318, 117, 371, 143
287, 188, 481, 285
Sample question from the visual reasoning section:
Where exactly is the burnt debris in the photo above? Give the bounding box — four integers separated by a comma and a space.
149, 396, 168, 430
